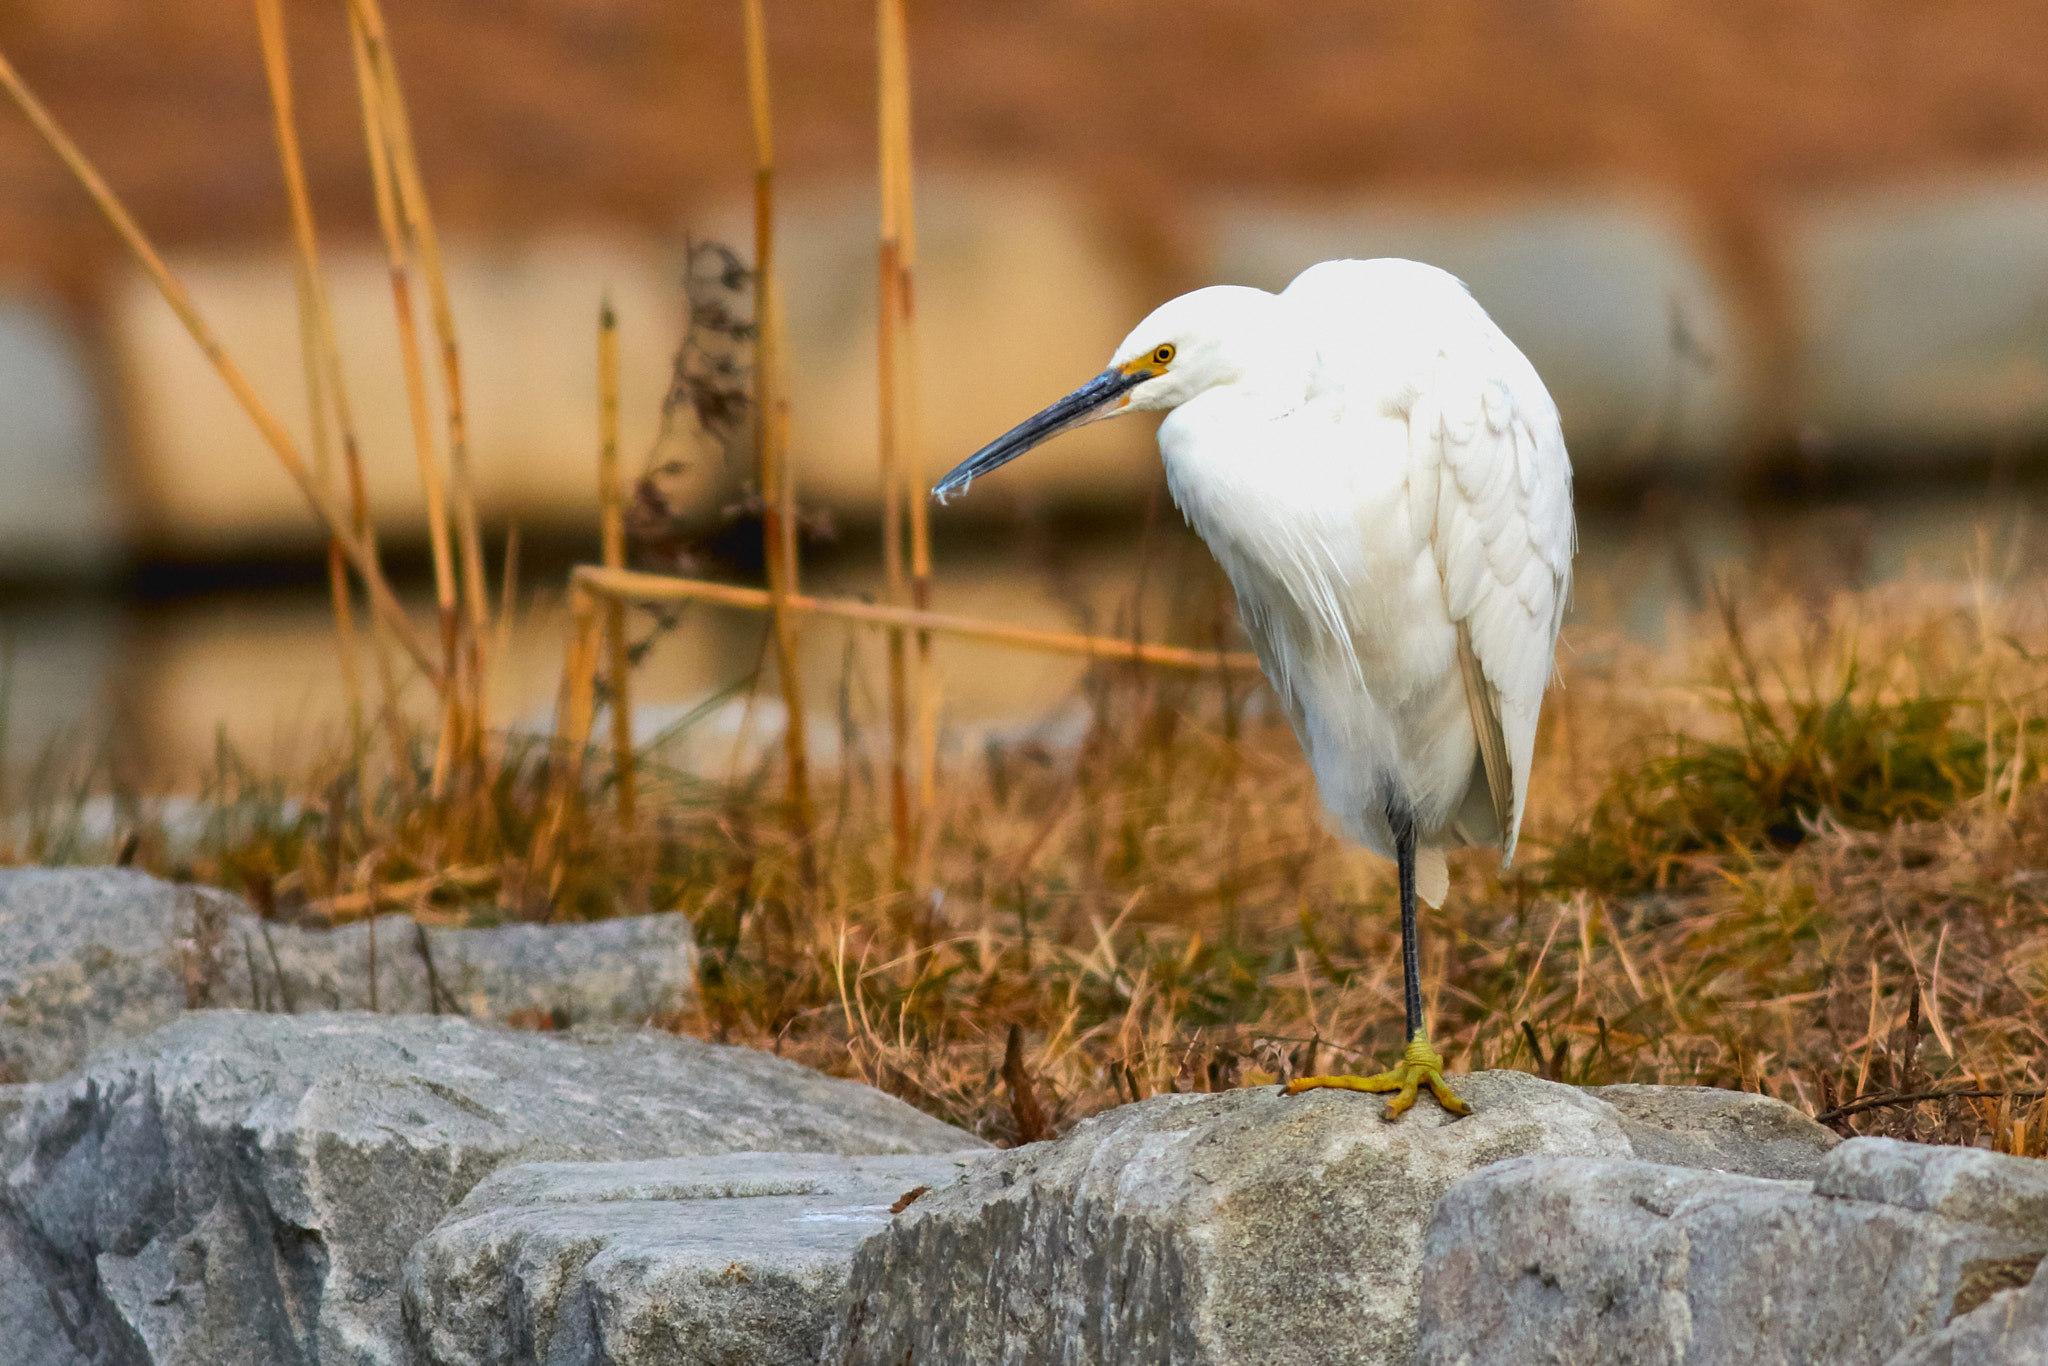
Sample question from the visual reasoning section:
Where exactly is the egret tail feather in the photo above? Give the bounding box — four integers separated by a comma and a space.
1455, 621, 1515, 859
1416, 845, 1448, 908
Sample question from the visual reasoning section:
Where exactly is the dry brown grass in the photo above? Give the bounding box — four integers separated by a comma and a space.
652, 565, 2048, 1155
10, 0, 2048, 1162
13, 553, 2048, 1157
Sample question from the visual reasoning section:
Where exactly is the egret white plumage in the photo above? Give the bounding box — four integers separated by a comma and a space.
933, 258, 1575, 1118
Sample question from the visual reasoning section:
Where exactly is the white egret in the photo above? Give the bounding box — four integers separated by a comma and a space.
933, 258, 1574, 1118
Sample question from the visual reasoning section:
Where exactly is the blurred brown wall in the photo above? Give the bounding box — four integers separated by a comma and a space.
7, 2, 2048, 295
6, 0, 2048, 510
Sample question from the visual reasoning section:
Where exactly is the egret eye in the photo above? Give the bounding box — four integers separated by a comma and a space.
1152, 344, 1176, 366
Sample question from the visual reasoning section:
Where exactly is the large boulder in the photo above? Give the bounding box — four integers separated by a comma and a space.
1886, 1256, 2048, 1365
1587, 1082, 1843, 1181
0, 867, 696, 1082
0, 867, 241, 1082
227, 908, 697, 1026
0, 1011, 978, 1366
1418, 1137, 2048, 1366
822, 1072, 1833, 1366
403, 1152, 989, 1366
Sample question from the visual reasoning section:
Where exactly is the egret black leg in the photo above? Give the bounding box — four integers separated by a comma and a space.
1391, 804, 1423, 1041
1280, 804, 1472, 1118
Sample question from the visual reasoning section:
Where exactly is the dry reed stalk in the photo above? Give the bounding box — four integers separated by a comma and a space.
743, 0, 816, 874
882, 0, 940, 827
322, 537, 362, 733
253, 0, 412, 777
346, 7, 464, 790
257, 0, 359, 729
309, 258, 414, 776
0, 43, 439, 685
574, 565, 1260, 671
532, 584, 604, 882
495, 526, 520, 673
876, 0, 913, 877
597, 301, 635, 830
306, 865, 498, 924
347, 0, 491, 734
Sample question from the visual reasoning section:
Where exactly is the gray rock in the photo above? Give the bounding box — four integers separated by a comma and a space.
821, 1076, 1853, 1366
0, 1199, 85, 1365
1589, 1082, 1839, 1180
1815, 1134, 2048, 1235
1422, 1158, 1736, 1366
1885, 1257, 2048, 1366
235, 910, 697, 1026
0, 1011, 978, 1366
1417, 1137, 2048, 1366
404, 1152, 989, 1366
0, 867, 241, 1083
825, 1071, 1637, 1366
0, 867, 697, 1083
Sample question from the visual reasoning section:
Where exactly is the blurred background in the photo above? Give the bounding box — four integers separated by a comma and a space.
4, 0, 2048, 783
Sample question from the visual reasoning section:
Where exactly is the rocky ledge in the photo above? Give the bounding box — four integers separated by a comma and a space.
0, 1011, 977, 1366
0, 867, 697, 1083
1424, 1136, 2048, 1366
823, 1071, 1839, 1366
10, 1008, 2043, 1366
4, 870, 2045, 1366
404, 1152, 986, 1366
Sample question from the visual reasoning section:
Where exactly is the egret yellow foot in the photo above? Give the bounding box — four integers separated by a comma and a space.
1283, 1032, 1472, 1120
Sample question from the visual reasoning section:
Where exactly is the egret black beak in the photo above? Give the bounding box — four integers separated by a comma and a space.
931, 368, 1147, 503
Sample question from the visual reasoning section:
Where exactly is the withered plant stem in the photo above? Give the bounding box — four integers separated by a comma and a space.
534, 584, 604, 885
346, 7, 463, 790
255, 0, 363, 738
253, 0, 415, 782
348, 0, 491, 733
876, 0, 914, 879
574, 565, 1261, 671
597, 301, 635, 830
882, 0, 939, 841
743, 0, 816, 879
496, 525, 520, 671
0, 42, 438, 685
1816, 1086, 2048, 1125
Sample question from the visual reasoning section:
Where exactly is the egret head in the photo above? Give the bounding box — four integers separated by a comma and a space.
932, 285, 1297, 502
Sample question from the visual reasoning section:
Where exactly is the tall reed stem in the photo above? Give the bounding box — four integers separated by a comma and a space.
743, 0, 815, 879
880, 0, 939, 839
346, 8, 463, 793
876, 0, 914, 879
597, 301, 635, 830
253, 0, 415, 784
0, 43, 439, 685
533, 584, 603, 887
255, 0, 361, 729
348, 0, 491, 740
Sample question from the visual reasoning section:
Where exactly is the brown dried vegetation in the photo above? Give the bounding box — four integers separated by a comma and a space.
8, 2, 2048, 1160
17, 553, 2048, 1157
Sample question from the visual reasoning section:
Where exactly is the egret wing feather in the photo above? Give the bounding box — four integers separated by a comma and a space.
1287, 260, 1574, 863
1418, 351, 1572, 861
